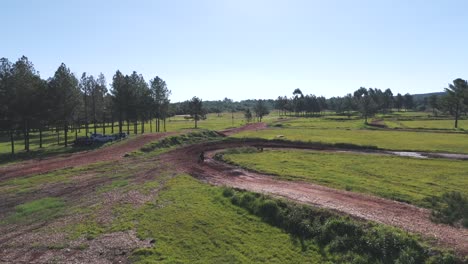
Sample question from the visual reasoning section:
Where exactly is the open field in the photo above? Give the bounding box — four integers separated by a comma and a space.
2, 111, 466, 158
221, 149, 468, 207
232, 112, 468, 153
270, 116, 365, 129
233, 126, 468, 153
1, 114, 467, 262
385, 119, 468, 130
0, 135, 462, 262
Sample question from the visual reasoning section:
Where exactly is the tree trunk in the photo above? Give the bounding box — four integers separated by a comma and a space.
150, 118, 152, 133
26, 121, 30, 152
10, 130, 15, 155
118, 111, 122, 134
195, 119, 198, 128
134, 121, 137, 135
84, 94, 89, 136
24, 119, 29, 152
92, 95, 97, 134
454, 103, 459, 129
39, 127, 43, 148
141, 119, 144, 134
164, 118, 166, 132
127, 120, 130, 135
64, 121, 68, 147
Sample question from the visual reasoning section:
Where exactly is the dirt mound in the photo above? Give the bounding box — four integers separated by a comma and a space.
159, 140, 468, 256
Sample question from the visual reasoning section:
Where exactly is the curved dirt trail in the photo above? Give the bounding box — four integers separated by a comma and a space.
1, 122, 467, 254
160, 140, 468, 255
218, 122, 267, 136
0, 123, 267, 180
0, 132, 176, 180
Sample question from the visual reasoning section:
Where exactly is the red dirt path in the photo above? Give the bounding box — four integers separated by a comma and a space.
0, 132, 176, 180
1, 123, 466, 256
160, 140, 468, 256
218, 122, 267, 136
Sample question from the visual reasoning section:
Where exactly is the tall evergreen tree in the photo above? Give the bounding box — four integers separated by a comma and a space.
254, 99, 270, 122
150, 76, 171, 132
48, 63, 80, 147
111, 70, 128, 134
354, 87, 376, 124
444, 78, 468, 128
8, 56, 44, 151
188, 96, 204, 128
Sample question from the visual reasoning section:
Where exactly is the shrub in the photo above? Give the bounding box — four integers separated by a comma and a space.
257, 199, 279, 222
224, 189, 458, 264
240, 193, 257, 211
428, 191, 468, 228
222, 188, 234, 198
230, 195, 241, 206
319, 218, 362, 247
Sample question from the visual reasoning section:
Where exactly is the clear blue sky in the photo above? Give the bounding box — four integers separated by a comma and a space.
3, 0, 468, 102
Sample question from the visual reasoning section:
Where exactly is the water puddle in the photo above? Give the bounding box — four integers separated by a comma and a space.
390, 152, 428, 159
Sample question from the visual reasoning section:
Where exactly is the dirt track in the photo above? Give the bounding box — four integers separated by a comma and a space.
0, 123, 268, 180
160, 140, 468, 255
1, 123, 467, 256
0, 132, 176, 181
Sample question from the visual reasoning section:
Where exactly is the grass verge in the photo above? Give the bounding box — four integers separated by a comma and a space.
221, 188, 458, 263
219, 149, 468, 208
232, 128, 468, 153
1, 197, 65, 225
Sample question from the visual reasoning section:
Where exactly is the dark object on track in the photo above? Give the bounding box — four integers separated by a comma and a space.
73, 137, 94, 147
198, 151, 205, 163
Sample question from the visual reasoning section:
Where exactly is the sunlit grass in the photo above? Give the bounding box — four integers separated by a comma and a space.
274, 117, 365, 129
221, 149, 468, 207
1, 197, 65, 224
385, 119, 468, 130
232, 127, 468, 153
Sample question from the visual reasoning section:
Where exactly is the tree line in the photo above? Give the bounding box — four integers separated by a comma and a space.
274, 79, 468, 128
274, 88, 414, 123
0, 56, 171, 153
2, 56, 466, 155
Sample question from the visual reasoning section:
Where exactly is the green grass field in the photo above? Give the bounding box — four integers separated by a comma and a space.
385, 119, 468, 130
221, 149, 468, 207
126, 175, 327, 263
0, 122, 462, 262
2, 111, 466, 159
271, 116, 365, 129
233, 126, 468, 153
